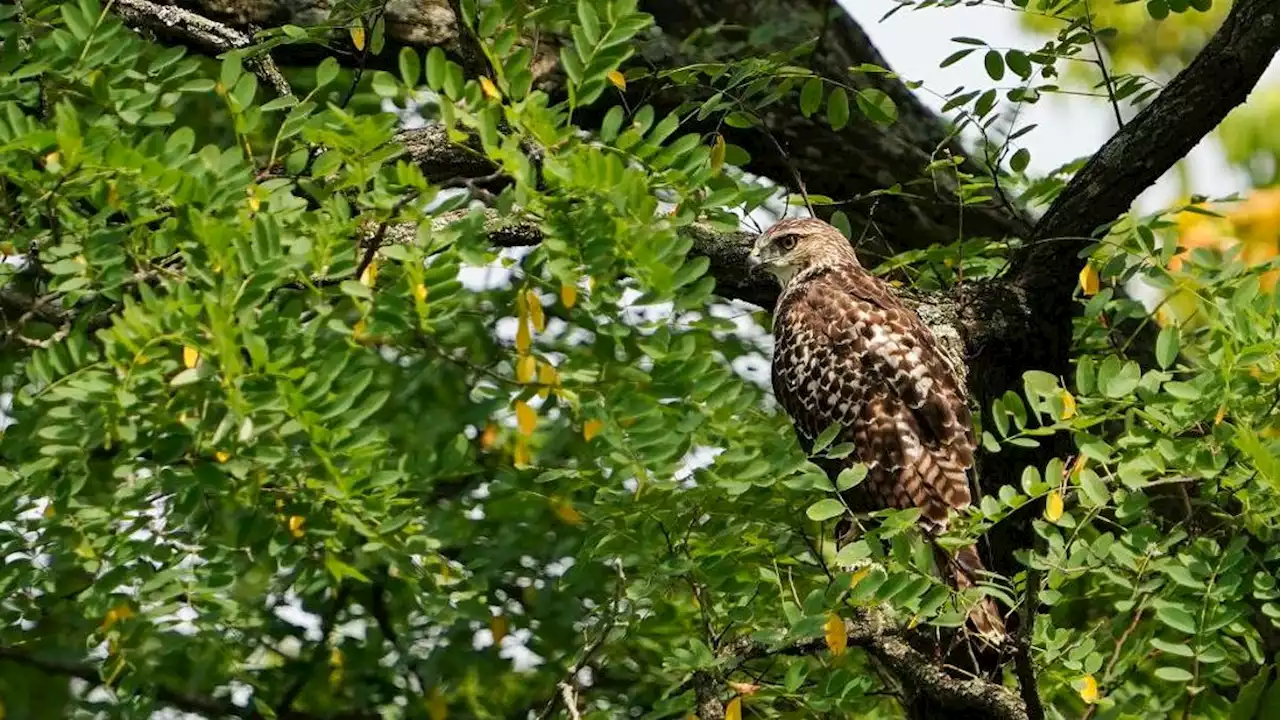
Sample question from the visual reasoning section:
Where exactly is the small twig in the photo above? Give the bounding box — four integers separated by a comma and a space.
557, 682, 583, 720
1082, 0, 1124, 129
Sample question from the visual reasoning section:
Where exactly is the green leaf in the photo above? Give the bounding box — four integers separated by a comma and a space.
220, 51, 243, 90
827, 88, 850, 131
399, 47, 420, 87
1230, 668, 1272, 720
800, 78, 823, 117
836, 465, 868, 491
1006, 50, 1032, 79
812, 422, 843, 454
371, 71, 399, 98
426, 47, 446, 90
855, 89, 897, 126
1154, 666, 1194, 682
1156, 325, 1180, 369
1234, 427, 1280, 490
324, 554, 371, 583
1078, 469, 1109, 507
1010, 148, 1031, 173
983, 50, 1005, 81
316, 57, 339, 88
577, 0, 601, 46
940, 48, 976, 68
1156, 605, 1198, 634
835, 540, 871, 565
169, 368, 204, 387
806, 499, 846, 522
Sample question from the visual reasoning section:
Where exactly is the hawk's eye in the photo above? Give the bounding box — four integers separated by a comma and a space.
777, 233, 798, 251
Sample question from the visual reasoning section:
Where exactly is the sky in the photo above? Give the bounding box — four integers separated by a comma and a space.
838, 0, 1259, 214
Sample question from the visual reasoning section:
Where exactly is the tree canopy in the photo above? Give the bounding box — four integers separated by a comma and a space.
2, 0, 1280, 718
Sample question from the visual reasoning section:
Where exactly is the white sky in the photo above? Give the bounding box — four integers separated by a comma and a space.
839, 0, 1263, 214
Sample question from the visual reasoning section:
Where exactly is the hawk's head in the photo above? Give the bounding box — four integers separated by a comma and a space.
747, 218, 860, 285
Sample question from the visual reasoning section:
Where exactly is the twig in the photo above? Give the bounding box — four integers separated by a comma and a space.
557, 682, 583, 720
1082, 0, 1124, 130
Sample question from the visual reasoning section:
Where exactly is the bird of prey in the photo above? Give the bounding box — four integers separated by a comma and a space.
748, 217, 1005, 644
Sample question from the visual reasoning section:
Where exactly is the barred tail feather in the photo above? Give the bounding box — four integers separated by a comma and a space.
935, 544, 1007, 646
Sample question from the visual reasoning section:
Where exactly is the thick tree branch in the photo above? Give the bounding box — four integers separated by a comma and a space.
1013, 0, 1280, 296
114, 0, 291, 96
691, 608, 1028, 720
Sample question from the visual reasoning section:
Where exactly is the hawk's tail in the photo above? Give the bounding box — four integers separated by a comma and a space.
935, 543, 1006, 646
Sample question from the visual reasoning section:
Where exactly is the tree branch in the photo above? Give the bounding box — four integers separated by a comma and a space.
691, 608, 1028, 720
1013, 0, 1280, 296
113, 0, 291, 96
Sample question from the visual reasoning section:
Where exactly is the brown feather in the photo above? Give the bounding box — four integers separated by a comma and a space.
762, 218, 1004, 645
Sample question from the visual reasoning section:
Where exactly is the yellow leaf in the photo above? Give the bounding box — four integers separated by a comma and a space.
349, 26, 365, 51
353, 319, 368, 341
517, 355, 537, 383
490, 615, 508, 644
361, 260, 379, 288
560, 283, 578, 308
0, 242, 13, 257
724, 696, 742, 720
583, 419, 604, 442
1059, 389, 1077, 420
480, 422, 499, 450
728, 682, 760, 696
515, 316, 531, 353
1045, 490, 1064, 522
526, 290, 545, 331
607, 70, 626, 90
288, 515, 305, 538
427, 688, 448, 720
710, 134, 726, 174
552, 497, 583, 525
413, 283, 428, 302
1215, 403, 1227, 425
43, 504, 54, 519
849, 567, 870, 588
215, 451, 230, 463
480, 76, 501, 100
44, 151, 60, 169
101, 603, 134, 631
182, 346, 199, 369
247, 194, 261, 213
1080, 674, 1099, 703
513, 436, 531, 467
537, 363, 558, 399
515, 400, 536, 436
824, 613, 847, 656
329, 647, 344, 667
1079, 263, 1101, 296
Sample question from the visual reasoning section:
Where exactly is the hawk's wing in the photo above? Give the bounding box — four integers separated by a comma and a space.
771, 265, 976, 522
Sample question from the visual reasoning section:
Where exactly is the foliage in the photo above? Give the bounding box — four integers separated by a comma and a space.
1, 0, 1278, 718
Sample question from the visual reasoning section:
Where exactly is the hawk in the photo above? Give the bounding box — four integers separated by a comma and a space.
748, 217, 1005, 644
